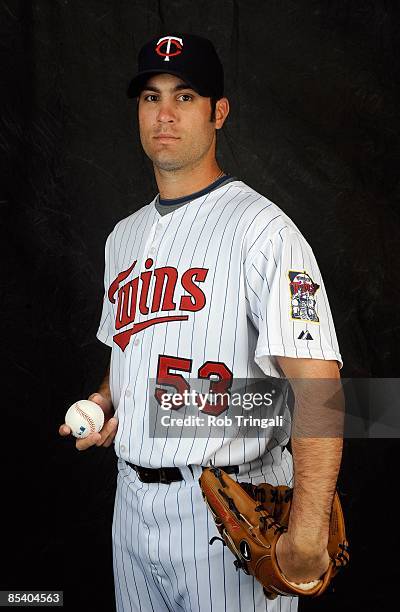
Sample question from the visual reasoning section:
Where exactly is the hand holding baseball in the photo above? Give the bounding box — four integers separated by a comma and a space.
59, 392, 117, 451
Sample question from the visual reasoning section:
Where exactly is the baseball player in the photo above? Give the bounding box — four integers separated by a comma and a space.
60, 33, 344, 611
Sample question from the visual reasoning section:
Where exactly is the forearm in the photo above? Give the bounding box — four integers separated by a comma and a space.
288, 436, 343, 549
287, 378, 345, 550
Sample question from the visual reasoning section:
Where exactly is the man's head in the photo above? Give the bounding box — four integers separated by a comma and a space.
136, 73, 229, 172
127, 34, 229, 173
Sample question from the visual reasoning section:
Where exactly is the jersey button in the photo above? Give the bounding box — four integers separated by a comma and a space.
133, 337, 140, 346
120, 445, 126, 453
126, 389, 132, 397
149, 247, 156, 255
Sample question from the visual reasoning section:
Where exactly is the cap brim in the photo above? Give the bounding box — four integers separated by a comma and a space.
127, 69, 206, 98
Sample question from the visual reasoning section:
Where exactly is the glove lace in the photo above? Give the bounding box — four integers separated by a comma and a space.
259, 514, 286, 534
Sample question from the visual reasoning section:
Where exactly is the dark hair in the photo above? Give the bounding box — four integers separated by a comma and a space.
210, 97, 217, 122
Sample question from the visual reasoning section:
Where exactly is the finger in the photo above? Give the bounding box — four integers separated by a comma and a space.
76, 431, 101, 451
96, 417, 118, 447
59, 424, 71, 436
100, 427, 117, 446
102, 436, 116, 448
102, 426, 118, 447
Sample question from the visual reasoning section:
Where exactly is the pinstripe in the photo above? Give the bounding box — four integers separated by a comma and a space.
122, 481, 138, 612
249, 475, 257, 612
199, 194, 263, 464
174, 190, 211, 350
127, 473, 156, 610
205, 195, 262, 362
141, 480, 175, 610
246, 302, 260, 319
195, 190, 245, 358
205, 507, 213, 612
246, 280, 262, 307
173, 186, 242, 465
98, 235, 112, 343
118, 470, 132, 611
156, 203, 195, 469
167, 189, 221, 467
96, 180, 339, 612
147, 318, 165, 467
277, 230, 285, 353
222, 542, 227, 612
202, 195, 263, 463
115, 472, 296, 612
124, 487, 152, 612
149, 573, 171, 611
252, 262, 265, 282
158, 201, 203, 467
176, 483, 195, 612
114, 472, 153, 612
243, 211, 280, 264
289, 241, 299, 359
189, 486, 201, 612
245, 265, 271, 361
129, 323, 145, 463
114, 206, 144, 259
116, 209, 151, 397
127, 470, 173, 610
112, 475, 126, 611
147, 213, 176, 467
261, 445, 279, 486
128, 207, 157, 268
156, 485, 186, 610
238, 571, 243, 612
97, 309, 111, 338
117, 208, 151, 396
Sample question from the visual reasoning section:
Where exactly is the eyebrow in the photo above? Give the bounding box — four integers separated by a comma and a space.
141, 82, 195, 94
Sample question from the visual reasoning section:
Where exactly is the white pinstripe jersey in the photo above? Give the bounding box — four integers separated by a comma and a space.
97, 179, 342, 468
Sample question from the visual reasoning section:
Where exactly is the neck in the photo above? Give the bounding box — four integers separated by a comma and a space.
154, 159, 224, 200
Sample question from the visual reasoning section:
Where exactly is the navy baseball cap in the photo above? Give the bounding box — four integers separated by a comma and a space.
127, 33, 224, 99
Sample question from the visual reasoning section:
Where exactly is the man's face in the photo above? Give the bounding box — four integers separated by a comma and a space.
137, 73, 219, 172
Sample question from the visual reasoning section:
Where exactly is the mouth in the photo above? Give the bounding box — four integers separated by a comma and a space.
153, 135, 180, 142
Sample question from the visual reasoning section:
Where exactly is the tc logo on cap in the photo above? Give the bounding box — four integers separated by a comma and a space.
155, 36, 183, 62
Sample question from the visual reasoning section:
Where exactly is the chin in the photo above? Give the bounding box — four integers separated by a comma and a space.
155, 160, 185, 172
152, 154, 186, 172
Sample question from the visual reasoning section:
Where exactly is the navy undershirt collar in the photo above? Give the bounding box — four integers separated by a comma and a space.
157, 174, 233, 206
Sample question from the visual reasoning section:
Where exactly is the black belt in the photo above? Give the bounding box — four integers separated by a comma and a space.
125, 461, 239, 484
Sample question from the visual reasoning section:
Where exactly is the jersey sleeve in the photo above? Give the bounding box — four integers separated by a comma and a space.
244, 226, 343, 370
96, 233, 114, 348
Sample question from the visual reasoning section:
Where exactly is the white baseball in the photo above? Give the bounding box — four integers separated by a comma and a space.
65, 399, 105, 439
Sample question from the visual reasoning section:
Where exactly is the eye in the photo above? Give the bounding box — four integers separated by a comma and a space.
177, 94, 193, 102
143, 94, 159, 102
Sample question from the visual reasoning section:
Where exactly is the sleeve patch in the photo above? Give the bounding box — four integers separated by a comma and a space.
288, 270, 320, 323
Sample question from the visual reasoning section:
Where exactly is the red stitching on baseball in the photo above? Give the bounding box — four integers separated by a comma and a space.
75, 403, 97, 432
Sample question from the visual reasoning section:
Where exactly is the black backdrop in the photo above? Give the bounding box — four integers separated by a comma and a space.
1, 1, 399, 611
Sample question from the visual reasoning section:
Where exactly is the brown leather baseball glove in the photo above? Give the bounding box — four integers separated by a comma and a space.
199, 466, 349, 599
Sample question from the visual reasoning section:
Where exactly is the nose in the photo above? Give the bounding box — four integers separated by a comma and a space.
156, 99, 175, 124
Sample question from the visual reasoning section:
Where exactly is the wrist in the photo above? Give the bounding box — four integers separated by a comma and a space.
285, 530, 328, 555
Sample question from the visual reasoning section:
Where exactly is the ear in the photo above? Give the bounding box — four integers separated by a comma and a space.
215, 97, 230, 129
